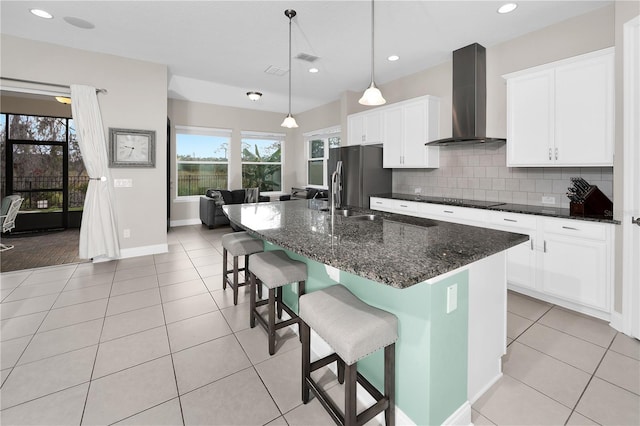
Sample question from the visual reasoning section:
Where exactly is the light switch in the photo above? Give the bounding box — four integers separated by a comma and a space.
114, 179, 133, 188
446, 284, 458, 314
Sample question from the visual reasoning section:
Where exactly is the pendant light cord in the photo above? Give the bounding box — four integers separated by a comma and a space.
288, 12, 293, 115
370, 0, 375, 85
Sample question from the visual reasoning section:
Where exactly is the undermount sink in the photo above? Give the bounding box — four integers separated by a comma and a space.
345, 214, 377, 221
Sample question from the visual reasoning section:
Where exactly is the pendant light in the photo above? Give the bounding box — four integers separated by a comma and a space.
359, 0, 386, 106
281, 9, 299, 128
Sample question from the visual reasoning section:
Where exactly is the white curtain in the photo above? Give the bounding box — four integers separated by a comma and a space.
70, 85, 120, 259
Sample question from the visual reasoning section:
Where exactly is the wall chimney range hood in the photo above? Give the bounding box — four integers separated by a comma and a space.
426, 43, 506, 146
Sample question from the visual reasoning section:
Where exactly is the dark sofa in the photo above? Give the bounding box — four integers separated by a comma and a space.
200, 189, 269, 229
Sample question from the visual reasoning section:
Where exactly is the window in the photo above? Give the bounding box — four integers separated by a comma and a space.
176, 126, 230, 197
305, 127, 341, 188
241, 132, 283, 192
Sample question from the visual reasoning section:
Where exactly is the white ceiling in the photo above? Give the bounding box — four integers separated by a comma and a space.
1, 1, 611, 114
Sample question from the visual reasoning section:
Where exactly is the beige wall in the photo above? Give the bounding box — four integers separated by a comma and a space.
1, 34, 168, 255
167, 99, 295, 222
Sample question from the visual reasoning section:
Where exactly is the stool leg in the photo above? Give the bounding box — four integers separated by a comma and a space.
222, 248, 228, 290
232, 255, 239, 305
297, 281, 305, 343
268, 288, 276, 355
301, 321, 311, 404
385, 344, 396, 426
337, 358, 345, 384
344, 362, 358, 426
276, 287, 283, 319
249, 255, 262, 299
249, 272, 257, 328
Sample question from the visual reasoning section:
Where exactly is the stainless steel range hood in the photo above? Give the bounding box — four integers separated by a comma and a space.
426, 43, 506, 146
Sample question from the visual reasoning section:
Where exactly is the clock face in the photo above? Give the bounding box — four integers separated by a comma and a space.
116, 135, 149, 162
109, 128, 155, 168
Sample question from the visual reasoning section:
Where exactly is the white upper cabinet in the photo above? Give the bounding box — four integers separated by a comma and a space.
505, 48, 614, 167
382, 96, 440, 168
347, 110, 383, 145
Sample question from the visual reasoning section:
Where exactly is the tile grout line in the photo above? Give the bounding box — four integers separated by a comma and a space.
79, 264, 117, 426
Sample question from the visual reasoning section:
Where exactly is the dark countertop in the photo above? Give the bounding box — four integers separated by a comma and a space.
223, 200, 528, 289
373, 193, 620, 224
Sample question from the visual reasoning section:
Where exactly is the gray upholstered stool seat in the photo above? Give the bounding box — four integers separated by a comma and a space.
249, 250, 307, 355
222, 232, 264, 305
299, 285, 398, 426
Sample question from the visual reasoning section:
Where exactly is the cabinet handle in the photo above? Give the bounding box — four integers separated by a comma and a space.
503, 218, 517, 222
443, 210, 454, 214
530, 239, 533, 250
543, 240, 547, 253
400, 204, 408, 208
375, 201, 382, 205
555, 147, 558, 160
362, 135, 365, 142
548, 148, 552, 160
562, 226, 578, 231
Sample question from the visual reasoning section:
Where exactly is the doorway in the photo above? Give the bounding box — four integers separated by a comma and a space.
1, 113, 88, 232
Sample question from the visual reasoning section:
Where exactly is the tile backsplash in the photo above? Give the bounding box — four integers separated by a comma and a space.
392, 144, 613, 208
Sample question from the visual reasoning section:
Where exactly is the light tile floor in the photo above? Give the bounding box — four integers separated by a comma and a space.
0, 224, 638, 425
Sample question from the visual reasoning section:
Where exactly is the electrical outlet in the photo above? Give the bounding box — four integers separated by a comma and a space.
123, 229, 130, 238
542, 196, 556, 205
414, 187, 422, 194
114, 179, 133, 188
446, 284, 458, 314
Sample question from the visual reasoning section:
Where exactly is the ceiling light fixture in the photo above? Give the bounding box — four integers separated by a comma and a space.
30, 9, 53, 19
281, 9, 299, 128
359, 0, 386, 106
388, 55, 400, 62
246, 91, 262, 101
309, 68, 319, 73
55, 96, 72, 105
497, 3, 518, 14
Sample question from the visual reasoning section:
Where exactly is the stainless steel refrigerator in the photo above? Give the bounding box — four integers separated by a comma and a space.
328, 145, 392, 209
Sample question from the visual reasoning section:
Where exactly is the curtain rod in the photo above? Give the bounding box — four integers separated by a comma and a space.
0, 77, 107, 94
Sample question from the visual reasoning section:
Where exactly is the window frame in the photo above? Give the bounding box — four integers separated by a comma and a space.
240, 131, 285, 194
304, 126, 341, 189
175, 125, 231, 200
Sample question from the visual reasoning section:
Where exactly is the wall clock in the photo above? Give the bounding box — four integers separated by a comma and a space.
108, 128, 156, 168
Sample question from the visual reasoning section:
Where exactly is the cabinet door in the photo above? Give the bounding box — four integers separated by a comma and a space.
541, 233, 608, 311
363, 110, 383, 144
555, 53, 614, 166
506, 70, 555, 166
402, 100, 428, 168
382, 107, 403, 168
506, 238, 537, 290
347, 114, 364, 146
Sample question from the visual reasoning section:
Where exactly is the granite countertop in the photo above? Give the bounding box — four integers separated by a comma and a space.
374, 193, 620, 224
223, 200, 528, 289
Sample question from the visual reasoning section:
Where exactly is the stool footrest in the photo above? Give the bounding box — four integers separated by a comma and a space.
253, 305, 299, 331
305, 376, 344, 426
310, 353, 341, 372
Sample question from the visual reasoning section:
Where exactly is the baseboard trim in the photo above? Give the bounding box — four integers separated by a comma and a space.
170, 218, 201, 227
442, 401, 472, 426
113, 244, 168, 259
609, 311, 625, 334
468, 371, 502, 405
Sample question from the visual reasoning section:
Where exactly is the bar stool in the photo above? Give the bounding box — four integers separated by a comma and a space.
248, 250, 307, 355
299, 284, 398, 426
222, 232, 264, 305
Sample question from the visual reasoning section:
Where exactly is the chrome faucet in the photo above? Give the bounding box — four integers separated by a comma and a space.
330, 161, 343, 235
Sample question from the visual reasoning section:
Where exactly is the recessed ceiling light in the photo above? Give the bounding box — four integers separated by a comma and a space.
30, 9, 53, 19
497, 3, 518, 14
388, 55, 400, 62
309, 68, 319, 73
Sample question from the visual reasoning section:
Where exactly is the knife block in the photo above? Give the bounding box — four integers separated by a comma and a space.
569, 186, 613, 219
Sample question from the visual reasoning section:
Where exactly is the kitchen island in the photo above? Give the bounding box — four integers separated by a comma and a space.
223, 200, 527, 425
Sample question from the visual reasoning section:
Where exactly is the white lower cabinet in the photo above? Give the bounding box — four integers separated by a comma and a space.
370, 197, 614, 319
